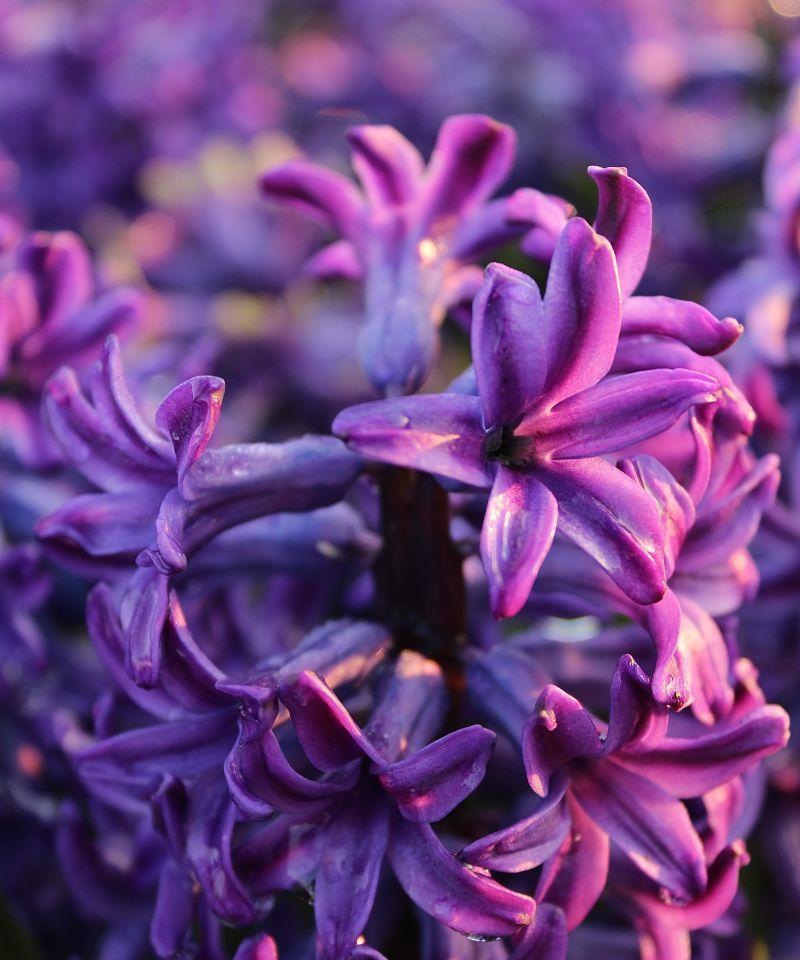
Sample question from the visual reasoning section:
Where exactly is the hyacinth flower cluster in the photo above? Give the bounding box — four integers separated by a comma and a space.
0, 104, 795, 960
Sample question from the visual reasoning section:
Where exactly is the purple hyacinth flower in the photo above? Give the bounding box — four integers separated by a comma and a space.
461, 655, 788, 939
37, 334, 363, 685
73, 583, 390, 955
226, 650, 534, 958
261, 114, 568, 395
0, 231, 141, 468
334, 218, 722, 618
530, 444, 779, 716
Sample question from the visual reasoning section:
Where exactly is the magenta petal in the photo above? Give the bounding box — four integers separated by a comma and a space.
589, 166, 652, 299
604, 655, 670, 753
333, 394, 491, 488
535, 370, 720, 459
303, 240, 364, 281
534, 457, 666, 605
621, 297, 742, 355
616, 704, 789, 798
509, 903, 567, 960
535, 796, 609, 929
379, 724, 495, 822
641, 591, 692, 710
226, 720, 358, 817
233, 935, 279, 960
538, 218, 621, 409
417, 114, 516, 235
620, 456, 695, 579
680, 454, 780, 572
522, 687, 603, 797
388, 816, 535, 938
628, 842, 749, 933
347, 125, 424, 208
461, 775, 570, 873
20, 231, 92, 330
481, 467, 558, 619
316, 792, 391, 960
674, 596, 734, 725
280, 670, 380, 771
155, 376, 225, 494
471, 263, 546, 432
571, 758, 707, 900
260, 160, 365, 241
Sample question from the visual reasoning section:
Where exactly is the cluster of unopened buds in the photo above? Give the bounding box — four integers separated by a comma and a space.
1, 112, 795, 960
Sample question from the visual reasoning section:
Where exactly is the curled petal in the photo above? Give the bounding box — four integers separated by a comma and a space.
43, 364, 169, 493
674, 597, 733, 725
417, 115, 516, 235
260, 160, 365, 241
472, 262, 546, 432
388, 816, 535, 938
589, 166, 652, 299
538, 218, 621, 409
619, 456, 695, 579
226, 720, 357, 818
535, 457, 666, 606
616, 704, 789, 797
509, 903, 567, 960
680, 454, 780, 572
621, 297, 742, 355
535, 796, 610, 929
333, 394, 491, 488
121, 566, 170, 688
37, 489, 162, 559
155, 376, 225, 494
604, 655, 670, 754
280, 670, 380, 770
347, 125, 424, 208
303, 240, 364, 281
218, 619, 390, 713
510, 188, 575, 261
534, 370, 720, 459
461, 775, 570, 873
75, 711, 231, 813
641, 591, 692, 711
522, 686, 603, 797
481, 467, 558, 619
571, 758, 706, 900
379, 725, 495, 822
19, 231, 93, 330
626, 842, 749, 932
